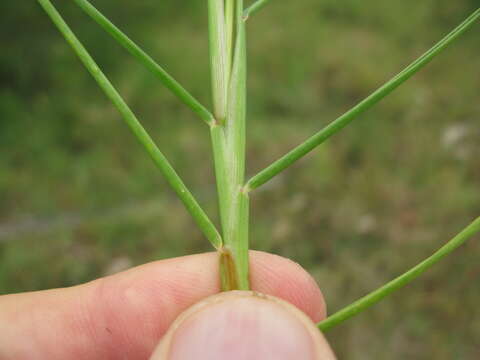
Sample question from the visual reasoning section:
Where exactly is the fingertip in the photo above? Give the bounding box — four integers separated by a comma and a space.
1, 251, 327, 359
151, 291, 335, 360
250, 251, 327, 322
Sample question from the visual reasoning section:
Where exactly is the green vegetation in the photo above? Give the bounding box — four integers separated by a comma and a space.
318, 216, 480, 332
1, 1, 479, 358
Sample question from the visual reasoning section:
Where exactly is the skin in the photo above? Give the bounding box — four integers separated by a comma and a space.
152, 291, 335, 360
0, 251, 327, 360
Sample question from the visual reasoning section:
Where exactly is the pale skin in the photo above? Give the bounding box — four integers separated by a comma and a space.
0, 251, 335, 359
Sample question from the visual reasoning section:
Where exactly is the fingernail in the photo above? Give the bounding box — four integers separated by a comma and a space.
151, 291, 335, 360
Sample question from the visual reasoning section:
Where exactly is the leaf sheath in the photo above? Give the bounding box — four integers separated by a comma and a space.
207, 0, 229, 123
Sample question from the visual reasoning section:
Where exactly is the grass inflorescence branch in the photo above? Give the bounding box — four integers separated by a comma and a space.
37, 0, 222, 249
246, 8, 480, 191
318, 216, 480, 331
73, 0, 214, 125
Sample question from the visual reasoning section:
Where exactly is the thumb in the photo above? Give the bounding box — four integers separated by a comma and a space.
151, 291, 335, 360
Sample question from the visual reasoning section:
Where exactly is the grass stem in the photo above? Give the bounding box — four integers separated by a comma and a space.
222, 15, 249, 290
207, 0, 250, 290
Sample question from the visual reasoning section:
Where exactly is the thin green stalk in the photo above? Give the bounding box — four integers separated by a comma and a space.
38, 0, 222, 249
222, 14, 249, 290
246, 8, 480, 191
243, 0, 272, 20
208, 0, 229, 123
318, 216, 480, 332
73, 0, 213, 125
208, 0, 250, 291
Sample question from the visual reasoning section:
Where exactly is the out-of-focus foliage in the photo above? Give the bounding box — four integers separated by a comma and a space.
1, 1, 479, 358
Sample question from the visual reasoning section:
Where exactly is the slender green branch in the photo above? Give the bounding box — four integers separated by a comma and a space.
318, 216, 480, 332
243, 0, 272, 20
38, 0, 222, 249
73, 0, 213, 125
246, 8, 480, 191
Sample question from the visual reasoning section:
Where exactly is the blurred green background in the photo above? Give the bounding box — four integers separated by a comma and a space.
1, 0, 479, 358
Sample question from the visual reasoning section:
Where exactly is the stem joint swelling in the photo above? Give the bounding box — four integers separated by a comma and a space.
209, 117, 222, 129
240, 183, 251, 195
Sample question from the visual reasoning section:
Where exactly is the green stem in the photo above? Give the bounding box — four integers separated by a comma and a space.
246, 8, 480, 191
73, 0, 214, 125
208, 0, 250, 290
243, 0, 272, 20
223, 14, 249, 290
318, 216, 480, 332
38, 0, 222, 249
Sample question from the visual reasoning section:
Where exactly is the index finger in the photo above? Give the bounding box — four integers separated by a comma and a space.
0, 251, 326, 360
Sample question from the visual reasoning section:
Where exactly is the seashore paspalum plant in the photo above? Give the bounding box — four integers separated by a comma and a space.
37, 0, 480, 341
